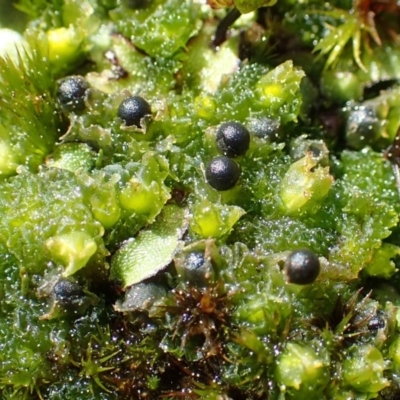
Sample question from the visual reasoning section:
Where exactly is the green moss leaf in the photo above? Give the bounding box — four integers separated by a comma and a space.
46, 142, 97, 172
343, 345, 389, 394
329, 149, 400, 274
275, 342, 330, 398
190, 198, 245, 239
330, 190, 398, 274
110, 205, 188, 288
0, 169, 105, 273
46, 232, 98, 276
111, 0, 202, 59
279, 153, 333, 215
0, 41, 61, 175
363, 243, 400, 279
255, 60, 306, 124
118, 153, 171, 220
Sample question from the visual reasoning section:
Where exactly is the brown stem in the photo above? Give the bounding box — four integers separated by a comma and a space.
213, 7, 242, 47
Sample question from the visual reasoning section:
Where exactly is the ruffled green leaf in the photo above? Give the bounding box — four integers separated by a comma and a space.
255, 61, 306, 123
190, 198, 245, 239
364, 243, 400, 279
111, 0, 202, 59
330, 190, 398, 274
0, 169, 105, 273
275, 343, 330, 398
343, 345, 389, 394
279, 153, 333, 215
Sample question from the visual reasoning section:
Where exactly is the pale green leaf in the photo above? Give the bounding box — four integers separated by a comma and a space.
110, 205, 188, 288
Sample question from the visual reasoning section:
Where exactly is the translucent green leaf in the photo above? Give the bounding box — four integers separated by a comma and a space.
363, 243, 400, 279
330, 149, 400, 274
330, 190, 398, 274
343, 345, 389, 394
46, 231, 98, 277
190, 198, 245, 238
0, 169, 105, 273
279, 153, 333, 215
255, 60, 305, 123
46, 142, 96, 173
110, 0, 202, 59
275, 342, 329, 398
110, 205, 188, 288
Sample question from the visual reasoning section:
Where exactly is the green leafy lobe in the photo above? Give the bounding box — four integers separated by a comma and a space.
110, 205, 188, 288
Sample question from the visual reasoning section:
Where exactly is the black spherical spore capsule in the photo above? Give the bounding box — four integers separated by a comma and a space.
52, 279, 84, 308
205, 155, 241, 191
216, 121, 250, 157
284, 249, 320, 285
57, 76, 89, 111
117, 95, 152, 128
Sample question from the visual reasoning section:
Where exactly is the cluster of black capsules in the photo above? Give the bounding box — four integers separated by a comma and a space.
57, 78, 321, 286
205, 122, 250, 191
57, 76, 248, 192
57, 76, 152, 130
